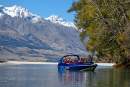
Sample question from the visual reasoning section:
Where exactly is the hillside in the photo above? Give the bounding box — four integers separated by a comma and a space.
0, 5, 87, 62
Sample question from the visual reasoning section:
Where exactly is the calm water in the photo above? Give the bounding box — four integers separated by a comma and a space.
0, 64, 130, 87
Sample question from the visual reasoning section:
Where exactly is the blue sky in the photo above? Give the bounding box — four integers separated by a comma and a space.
0, 0, 76, 22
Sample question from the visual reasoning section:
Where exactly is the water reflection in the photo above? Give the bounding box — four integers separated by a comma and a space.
0, 64, 130, 87
58, 68, 95, 87
86, 69, 130, 87
58, 68, 130, 87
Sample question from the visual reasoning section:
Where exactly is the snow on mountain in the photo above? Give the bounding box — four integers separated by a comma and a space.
45, 15, 76, 28
2, 5, 33, 18
1, 5, 44, 23
0, 13, 4, 18
0, 5, 87, 62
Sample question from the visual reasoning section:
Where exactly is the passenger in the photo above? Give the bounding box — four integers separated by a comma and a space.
78, 57, 84, 64
69, 58, 72, 64
64, 57, 70, 64
88, 55, 93, 64
64, 58, 67, 64
66, 58, 70, 64
71, 59, 75, 64
74, 59, 78, 64
81, 58, 86, 63
84, 58, 87, 63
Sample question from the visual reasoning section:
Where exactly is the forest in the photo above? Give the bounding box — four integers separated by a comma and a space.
68, 0, 130, 67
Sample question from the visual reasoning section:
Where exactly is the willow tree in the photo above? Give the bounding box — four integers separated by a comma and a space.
68, 0, 130, 64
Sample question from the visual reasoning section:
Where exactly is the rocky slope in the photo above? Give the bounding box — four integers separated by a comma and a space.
0, 5, 87, 62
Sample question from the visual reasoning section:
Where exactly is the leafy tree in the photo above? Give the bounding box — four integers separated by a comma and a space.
68, 0, 130, 64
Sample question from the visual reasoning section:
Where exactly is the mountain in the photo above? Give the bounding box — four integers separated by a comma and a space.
45, 15, 76, 28
0, 5, 87, 62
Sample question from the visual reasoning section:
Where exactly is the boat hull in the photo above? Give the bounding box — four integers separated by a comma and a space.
58, 64, 97, 71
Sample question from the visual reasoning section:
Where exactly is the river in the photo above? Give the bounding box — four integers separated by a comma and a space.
0, 64, 130, 87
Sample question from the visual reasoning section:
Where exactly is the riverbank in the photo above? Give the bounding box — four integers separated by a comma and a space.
0, 61, 115, 67
3, 61, 58, 65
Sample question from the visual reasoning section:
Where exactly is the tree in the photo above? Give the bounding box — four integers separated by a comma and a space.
68, 0, 130, 64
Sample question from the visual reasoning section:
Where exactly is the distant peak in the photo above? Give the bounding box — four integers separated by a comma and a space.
0, 5, 77, 28
45, 15, 64, 22
2, 5, 34, 18
45, 15, 76, 28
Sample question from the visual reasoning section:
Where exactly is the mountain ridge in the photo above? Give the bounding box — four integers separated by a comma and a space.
0, 5, 87, 62
0, 5, 76, 28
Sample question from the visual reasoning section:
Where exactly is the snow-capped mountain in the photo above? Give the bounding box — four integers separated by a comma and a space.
0, 5, 87, 62
0, 5, 44, 21
45, 15, 76, 28
3, 5, 33, 17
